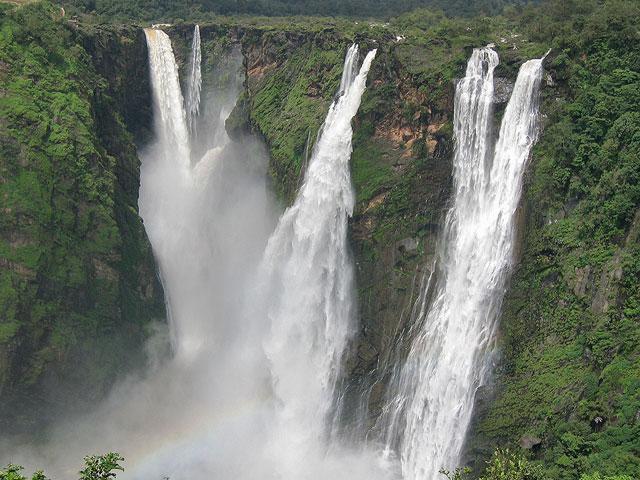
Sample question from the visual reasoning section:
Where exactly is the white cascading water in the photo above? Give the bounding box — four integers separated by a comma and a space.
186, 25, 202, 136
253, 44, 383, 478
381, 47, 545, 479
143, 29, 191, 171
2, 28, 277, 480
141, 26, 214, 359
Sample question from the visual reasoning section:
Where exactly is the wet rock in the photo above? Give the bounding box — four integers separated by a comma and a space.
591, 416, 605, 432
397, 237, 419, 254
520, 435, 542, 450
544, 72, 555, 87
357, 341, 378, 363
225, 94, 251, 140
591, 254, 623, 314
494, 77, 514, 104
571, 265, 592, 297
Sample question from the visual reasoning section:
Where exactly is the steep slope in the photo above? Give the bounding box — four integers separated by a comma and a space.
0, 2, 164, 433
224, 3, 639, 478
0, 2, 638, 478
469, 2, 640, 478
230, 11, 545, 429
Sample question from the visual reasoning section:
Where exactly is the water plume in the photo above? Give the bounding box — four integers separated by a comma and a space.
1, 27, 277, 480
250, 44, 382, 479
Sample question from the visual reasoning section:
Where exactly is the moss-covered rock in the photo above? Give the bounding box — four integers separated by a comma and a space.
468, 3, 640, 476
1, 4, 638, 479
0, 2, 164, 433
225, 6, 640, 479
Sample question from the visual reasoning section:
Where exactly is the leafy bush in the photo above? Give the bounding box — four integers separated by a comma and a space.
0, 453, 123, 480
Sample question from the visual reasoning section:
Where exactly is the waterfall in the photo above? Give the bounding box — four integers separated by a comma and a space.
142, 27, 197, 354
186, 25, 202, 136
381, 47, 545, 479
255, 44, 376, 476
3, 31, 395, 480
130, 31, 391, 480
140, 27, 274, 363
143, 28, 191, 170
338, 44, 359, 95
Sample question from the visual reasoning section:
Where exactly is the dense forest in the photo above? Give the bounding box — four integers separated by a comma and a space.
0, 0, 638, 479
61, 0, 533, 21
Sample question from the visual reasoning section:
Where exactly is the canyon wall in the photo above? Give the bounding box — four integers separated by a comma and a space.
0, 4, 164, 433
1, 3, 638, 477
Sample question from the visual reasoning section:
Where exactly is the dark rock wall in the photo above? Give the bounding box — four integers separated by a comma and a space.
0, 9, 164, 434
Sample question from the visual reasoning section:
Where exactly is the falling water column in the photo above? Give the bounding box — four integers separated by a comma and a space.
382, 48, 545, 480
255, 44, 376, 477
186, 24, 202, 136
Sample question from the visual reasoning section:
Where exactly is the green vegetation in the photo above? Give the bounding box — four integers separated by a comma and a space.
0, 1, 163, 432
0, 465, 46, 480
79, 453, 124, 480
0, 0, 638, 478
472, 1, 640, 479
1, 453, 124, 480
443, 449, 636, 480
248, 38, 345, 201
443, 449, 545, 480
242, 1, 639, 478
58, 0, 533, 22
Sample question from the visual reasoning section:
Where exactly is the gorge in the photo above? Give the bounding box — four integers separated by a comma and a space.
0, 2, 639, 480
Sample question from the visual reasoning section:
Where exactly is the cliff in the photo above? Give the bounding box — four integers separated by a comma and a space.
205, 6, 639, 478
0, 3, 164, 433
0, 1, 638, 478
467, 3, 640, 477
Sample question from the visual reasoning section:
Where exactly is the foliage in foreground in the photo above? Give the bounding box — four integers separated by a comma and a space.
442, 449, 634, 480
3, 449, 631, 480
0, 453, 123, 480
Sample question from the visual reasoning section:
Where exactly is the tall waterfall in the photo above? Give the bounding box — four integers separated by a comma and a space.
129, 27, 279, 478
2, 24, 551, 480
143, 28, 191, 169
134, 32, 390, 480
254, 44, 378, 477
382, 47, 545, 479
186, 25, 202, 136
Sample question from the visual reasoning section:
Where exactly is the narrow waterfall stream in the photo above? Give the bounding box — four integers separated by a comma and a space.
186, 25, 202, 136
381, 48, 546, 479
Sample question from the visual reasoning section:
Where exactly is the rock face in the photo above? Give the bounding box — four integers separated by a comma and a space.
493, 77, 514, 104
233, 19, 640, 478
80, 25, 155, 143
0, 6, 164, 433
519, 435, 542, 450
466, 34, 640, 476
3, 7, 638, 478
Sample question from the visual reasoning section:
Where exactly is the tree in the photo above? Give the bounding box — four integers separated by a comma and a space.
1, 453, 124, 480
480, 449, 546, 480
79, 453, 124, 480
0, 465, 47, 480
